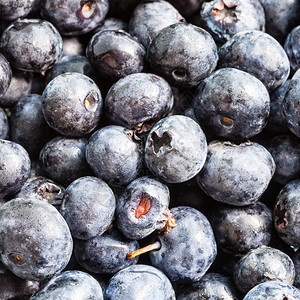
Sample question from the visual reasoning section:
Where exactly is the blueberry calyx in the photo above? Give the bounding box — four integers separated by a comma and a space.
212, 0, 238, 23
80, 1, 96, 19
275, 204, 288, 229
151, 131, 172, 154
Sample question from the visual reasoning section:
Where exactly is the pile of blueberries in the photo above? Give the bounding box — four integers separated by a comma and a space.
0, 0, 299, 299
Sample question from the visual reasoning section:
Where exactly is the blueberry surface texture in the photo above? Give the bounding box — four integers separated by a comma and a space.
0, 0, 35, 21
284, 25, 300, 74
147, 21, 218, 88
0, 52, 11, 99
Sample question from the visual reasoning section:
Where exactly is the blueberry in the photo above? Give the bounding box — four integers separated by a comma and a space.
196, 140, 275, 206
209, 202, 273, 256
200, 0, 265, 44
177, 272, 239, 300
86, 30, 146, 82
39, 136, 92, 186
74, 228, 139, 274
40, 0, 109, 36
116, 176, 171, 240
284, 25, 300, 74
243, 280, 300, 300
16, 176, 65, 209
128, 0, 183, 49
282, 69, 300, 138
233, 246, 295, 294
85, 125, 144, 187
0, 198, 73, 281
147, 21, 218, 88
218, 30, 290, 91
0, 19, 63, 72
104, 73, 174, 131
30, 270, 103, 299
60, 176, 116, 239
149, 206, 217, 283
193, 67, 270, 141
9, 94, 56, 157
0, 0, 36, 21
103, 264, 176, 299
0, 52, 11, 99
0, 107, 8, 139
267, 134, 300, 185
145, 115, 207, 183
42, 72, 102, 137
0, 139, 31, 198
273, 179, 300, 247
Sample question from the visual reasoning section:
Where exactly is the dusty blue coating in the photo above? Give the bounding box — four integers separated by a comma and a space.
103, 264, 176, 300
145, 115, 207, 183
284, 25, 300, 74
0, 0, 35, 21
0, 107, 8, 139
233, 246, 295, 294
29, 270, 103, 299
116, 176, 170, 240
150, 206, 217, 283
60, 176, 116, 240
243, 280, 300, 300
0, 198, 73, 281
0, 53, 11, 99
197, 140, 275, 206
86, 125, 144, 187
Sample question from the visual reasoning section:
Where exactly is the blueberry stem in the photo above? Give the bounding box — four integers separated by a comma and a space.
127, 241, 161, 259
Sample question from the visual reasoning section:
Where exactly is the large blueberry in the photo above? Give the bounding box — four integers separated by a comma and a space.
218, 30, 290, 91
0, 52, 11, 99
60, 176, 116, 239
0, 198, 73, 281
147, 21, 218, 88
104, 73, 174, 131
0, 0, 35, 21
103, 264, 176, 300
145, 115, 207, 183
86, 125, 144, 187
194, 68, 270, 141
197, 140, 275, 206
284, 25, 300, 74
30, 270, 103, 299
0, 19, 63, 72
40, 0, 109, 36
42, 72, 102, 137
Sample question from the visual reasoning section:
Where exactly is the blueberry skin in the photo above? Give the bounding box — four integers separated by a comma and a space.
194, 68, 270, 141
145, 115, 207, 183
147, 22, 218, 88
10, 94, 56, 157
0, 52, 11, 99
282, 69, 300, 138
0, 139, 31, 198
284, 26, 300, 74
200, 0, 265, 44
0, 198, 73, 281
218, 30, 290, 92
150, 206, 217, 283
0, 69, 33, 107
129, 0, 182, 49
74, 228, 139, 274
293, 249, 300, 288
60, 176, 116, 239
86, 30, 146, 82
103, 264, 176, 300
196, 140, 275, 206
266, 79, 290, 134
86, 125, 144, 187
40, 0, 109, 36
0, 0, 35, 21
45, 55, 97, 85
30, 270, 103, 300
42, 72, 102, 137
104, 73, 174, 130
273, 179, 300, 247
39, 136, 92, 186
93, 17, 128, 35
177, 272, 239, 300
259, 0, 300, 44
0, 107, 8, 139
0, 19, 63, 72
233, 246, 295, 294
267, 134, 300, 185
243, 280, 300, 300
16, 176, 65, 209
116, 176, 170, 240
209, 202, 273, 256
